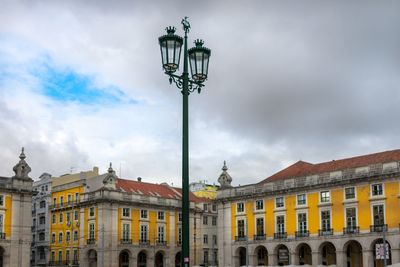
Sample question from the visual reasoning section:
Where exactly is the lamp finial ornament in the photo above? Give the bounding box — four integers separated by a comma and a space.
181, 16, 190, 33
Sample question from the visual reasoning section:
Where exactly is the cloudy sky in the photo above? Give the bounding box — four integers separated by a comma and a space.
1, 0, 400, 186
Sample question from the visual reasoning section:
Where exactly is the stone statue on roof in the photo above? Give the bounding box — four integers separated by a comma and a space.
12, 147, 32, 180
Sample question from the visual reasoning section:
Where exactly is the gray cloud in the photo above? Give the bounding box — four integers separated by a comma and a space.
1, 0, 400, 185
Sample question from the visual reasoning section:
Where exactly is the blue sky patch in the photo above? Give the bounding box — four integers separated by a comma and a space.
32, 61, 135, 105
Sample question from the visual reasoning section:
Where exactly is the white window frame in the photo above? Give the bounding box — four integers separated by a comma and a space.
319, 207, 332, 231
320, 190, 331, 203
296, 193, 307, 206
122, 208, 130, 218
140, 209, 148, 219
157, 211, 165, 221
254, 215, 265, 236
371, 183, 384, 197
275, 213, 285, 234
344, 187, 357, 200
89, 207, 95, 217
370, 200, 386, 226
296, 210, 308, 232
237, 202, 245, 213
236, 217, 247, 237
122, 223, 131, 240
140, 224, 148, 241
0, 195, 4, 207
255, 199, 264, 211
275, 197, 285, 208
157, 225, 165, 242
344, 206, 358, 229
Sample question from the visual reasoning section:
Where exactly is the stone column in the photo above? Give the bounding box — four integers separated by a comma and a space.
391, 248, 400, 264
248, 252, 255, 266
362, 249, 373, 267
268, 253, 276, 266
290, 250, 297, 265
336, 250, 346, 267
312, 251, 319, 266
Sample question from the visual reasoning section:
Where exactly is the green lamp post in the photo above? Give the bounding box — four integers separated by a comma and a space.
158, 17, 211, 267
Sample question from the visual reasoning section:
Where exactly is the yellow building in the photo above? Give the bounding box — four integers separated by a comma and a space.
48, 164, 211, 267
0, 148, 34, 267
49, 167, 99, 266
217, 149, 400, 267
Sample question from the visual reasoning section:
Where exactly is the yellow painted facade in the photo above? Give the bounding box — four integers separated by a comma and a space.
231, 180, 400, 240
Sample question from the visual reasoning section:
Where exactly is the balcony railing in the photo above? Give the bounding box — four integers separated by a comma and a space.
87, 238, 96, 245
343, 226, 360, 235
370, 224, 388, 233
139, 239, 150, 246
48, 260, 79, 266
274, 232, 287, 239
156, 240, 167, 246
295, 230, 310, 238
254, 234, 266, 241
235, 236, 248, 242
120, 239, 132, 244
318, 228, 333, 236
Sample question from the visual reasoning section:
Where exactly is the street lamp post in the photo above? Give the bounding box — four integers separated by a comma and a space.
158, 17, 211, 267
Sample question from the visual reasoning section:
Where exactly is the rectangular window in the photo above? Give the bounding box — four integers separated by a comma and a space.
255, 199, 264, 210
53, 198, 56, 207
237, 202, 244, 213
122, 208, 130, 217
372, 184, 383, 196
73, 231, 78, 241
158, 226, 165, 242
66, 231, 71, 242
321, 210, 331, 231
237, 219, 245, 237
51, 251, 55, 262
297, 194, 306, 205
373, 205, 385, 225
51, 233, 55, 243
67, 195, 71, 205
178, 227, 182, 244
60, 196, 64, 207
39, 216, 45, 224
0, 195, 6, 206
212, 216, 217, 226
345, 187, 356, 199
212, 204, 217, 212
346, 207, 357, 228
0, 215, 3, 232
158, 211, 165, 221
66, 212, 71, 223
66, 250, 70, 262
276, 215, 285, 233
75, 193, 79, 203
58, 251, 62, 262
203, 216, 208, 225
140, 225, 148, 241
52, 214, 56, 224
40, 201, 46, 208
122, 224, 130, 240
203, 203, 208, 211
140, 210, 148, 219
203, 234, 208, 244
59, 213, 63, 223
204, 250, 209, 264
320, 191, 330, 202
89, 223, 95, 240
298, 213, 307, 232
213, 235, 217, 245
74, 210, 79, 221
256, 217, 264, 236
89, 207, 95, 217
58, 233, 63, 243
276, 197, 284, 208
73, 250, 78, 261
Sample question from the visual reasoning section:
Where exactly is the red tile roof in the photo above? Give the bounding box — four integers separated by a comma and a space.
116, 178, 206, 203
260, 149, 400, 183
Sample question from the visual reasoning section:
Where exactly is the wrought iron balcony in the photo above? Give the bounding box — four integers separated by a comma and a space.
343, 226, 360, 235
139, 239, 150, 246
235, 235, 248, 242
253, 234, 266, 241
370, 224, 388, 233
120, 238, 132, 244
156, 240, 167, 246
274, 232, 287, 239
295, 230, 310, 238
318, 228, 333, 236
87, 238, 96, 245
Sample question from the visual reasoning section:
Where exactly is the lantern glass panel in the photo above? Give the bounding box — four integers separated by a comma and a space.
159, 31, 183, 73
